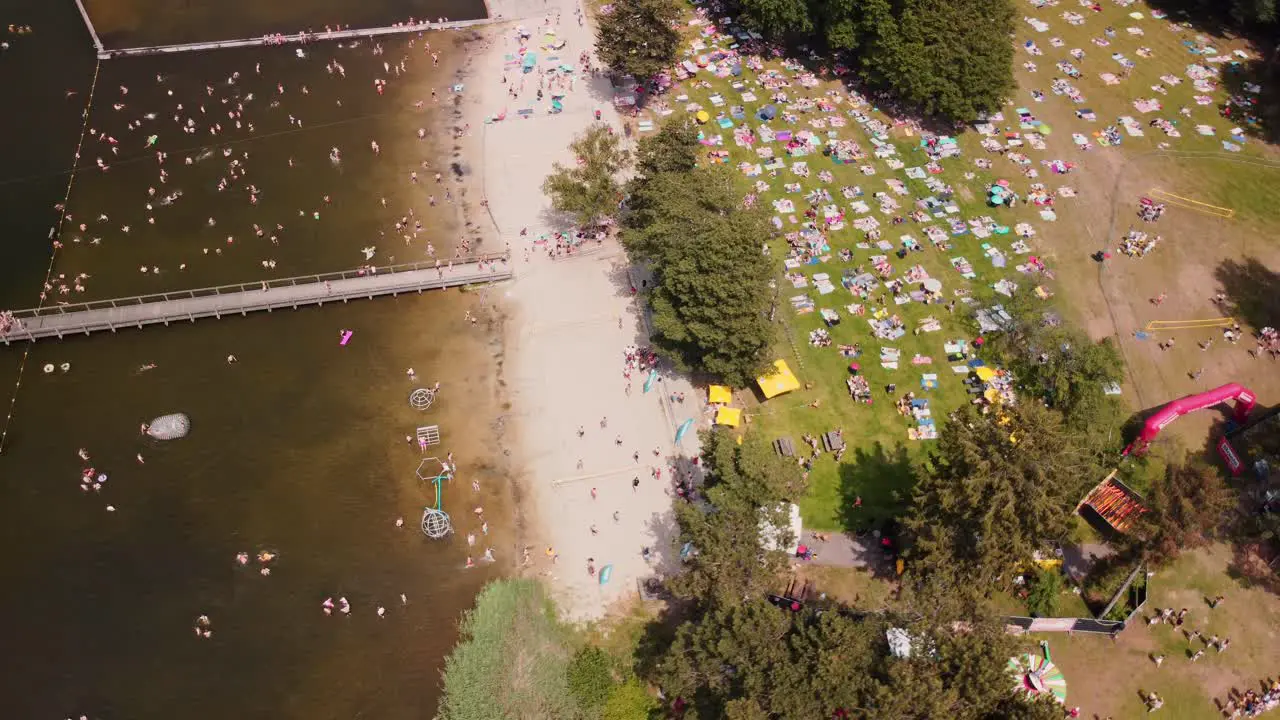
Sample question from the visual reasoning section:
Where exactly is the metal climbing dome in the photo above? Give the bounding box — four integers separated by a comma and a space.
418, 457, 454, 539
421, 507, 452, 539
409, 387, 436, 411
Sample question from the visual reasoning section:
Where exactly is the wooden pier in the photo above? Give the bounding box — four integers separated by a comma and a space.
1, 256, 511, 344
97, 18, 500, 60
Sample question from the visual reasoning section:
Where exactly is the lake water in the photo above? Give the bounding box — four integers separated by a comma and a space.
0, 1, 509, 718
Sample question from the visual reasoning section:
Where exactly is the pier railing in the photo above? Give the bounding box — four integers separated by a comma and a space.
96, 18, 499, 59
7, 254, 507, 321
1, 254, 511, 343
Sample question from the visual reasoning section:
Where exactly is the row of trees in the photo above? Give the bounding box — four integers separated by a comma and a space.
737, 0, 1016, 122
646, 427, 1065, 718
621, 121, 778, 386
541, 119, 777, 386
590, 0, 1015, 123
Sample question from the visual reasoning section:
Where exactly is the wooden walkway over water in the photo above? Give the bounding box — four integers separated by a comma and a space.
96, 18, 500, 59
1, 256, 511, 344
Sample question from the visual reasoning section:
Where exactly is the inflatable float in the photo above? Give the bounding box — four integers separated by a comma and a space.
146, 413, 191, 440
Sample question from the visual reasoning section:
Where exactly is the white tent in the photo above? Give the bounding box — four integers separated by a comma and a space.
759, 503, 803, 555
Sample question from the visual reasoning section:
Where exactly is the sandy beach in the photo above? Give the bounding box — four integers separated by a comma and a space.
453, 0, 705, 620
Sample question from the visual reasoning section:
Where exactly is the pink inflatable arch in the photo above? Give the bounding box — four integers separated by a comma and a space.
1123, 383, 1257, 456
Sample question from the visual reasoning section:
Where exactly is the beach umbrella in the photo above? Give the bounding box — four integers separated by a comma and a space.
643, 369, 658, 393
1008, 649, 1067, 703
598, 564, 613, 585
675, 418, 694, 444
923, 278, 943, 293
695, 110, 710, 124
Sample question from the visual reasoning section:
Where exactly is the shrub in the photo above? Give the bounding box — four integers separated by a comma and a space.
601, 678, 659, 720
1025, 568, 1063, 617
567, 646, 614, 711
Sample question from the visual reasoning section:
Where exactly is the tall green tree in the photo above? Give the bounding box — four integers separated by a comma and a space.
871, 0, 1016, 122
542, 123, 630, 228
905, 403, 1093, 595
631, 117, 700, 181
869, 619, 1064, 720
980, 294, 1127, 472
758, 0, 1016, 123
739, 0, 813, 35
655, 600, 880, 718
1142, 460, 1235, 566
623, 166, 776, 385
595, 0, 682, 80
668, 429, 806, 606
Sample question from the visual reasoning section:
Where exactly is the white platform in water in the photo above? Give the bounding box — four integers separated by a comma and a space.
147, 413, 190, 440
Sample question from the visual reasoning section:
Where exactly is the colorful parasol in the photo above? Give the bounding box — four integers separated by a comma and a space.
1008, 642, 1067, 703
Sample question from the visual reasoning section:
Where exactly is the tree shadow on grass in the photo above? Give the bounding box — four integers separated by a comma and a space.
1216, 257, 1280, 334
1140, 0, 1280, 142
836, 441, 916, 534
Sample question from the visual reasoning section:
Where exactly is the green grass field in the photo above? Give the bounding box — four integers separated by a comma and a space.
650, 0, 1280, 532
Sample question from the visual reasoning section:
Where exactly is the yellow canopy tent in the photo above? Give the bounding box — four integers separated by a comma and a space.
974, 366, 997, 382
708, 385, 733, 405
715, 407, 742, 427
756, 359, 800, 399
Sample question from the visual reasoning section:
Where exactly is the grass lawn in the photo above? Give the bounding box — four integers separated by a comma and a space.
1041, 545, 1280, 719
648, 0, 1280, 532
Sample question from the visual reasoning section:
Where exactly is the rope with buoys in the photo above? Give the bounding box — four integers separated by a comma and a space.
0, 58, 102, 455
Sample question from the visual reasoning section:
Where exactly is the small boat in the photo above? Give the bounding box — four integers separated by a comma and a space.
146, 413, 190, 440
